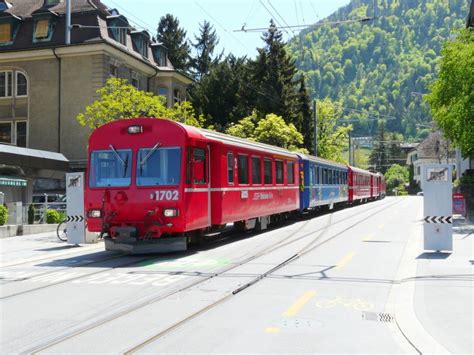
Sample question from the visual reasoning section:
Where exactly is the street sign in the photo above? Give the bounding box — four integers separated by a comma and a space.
453, 193, 466, 217
421, 164, 453, 251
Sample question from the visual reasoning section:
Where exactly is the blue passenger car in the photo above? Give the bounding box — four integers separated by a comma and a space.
297, 154, 349, 211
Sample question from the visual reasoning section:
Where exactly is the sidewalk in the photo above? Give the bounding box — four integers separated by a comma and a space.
412, 218, 474, 354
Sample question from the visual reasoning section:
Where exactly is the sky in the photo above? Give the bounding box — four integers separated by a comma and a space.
101, 0, 352, 58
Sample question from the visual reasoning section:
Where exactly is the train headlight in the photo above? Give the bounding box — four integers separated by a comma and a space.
163, 209, 179, 217
128, 125, 143, 134
87, 209, 102, 218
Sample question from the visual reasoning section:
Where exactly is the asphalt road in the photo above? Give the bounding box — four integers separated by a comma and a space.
1, 196, 470, 354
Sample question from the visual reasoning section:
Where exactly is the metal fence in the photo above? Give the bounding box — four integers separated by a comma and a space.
22, 202, 66, 224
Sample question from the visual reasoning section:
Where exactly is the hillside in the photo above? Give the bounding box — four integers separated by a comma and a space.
287, 0, 468, 139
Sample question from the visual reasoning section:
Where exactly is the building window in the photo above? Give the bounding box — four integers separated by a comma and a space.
158, 87, 168, 104
45, 0, 60, 6
252, 157, 262, 184
0, 70, 12, 97
15, 71, 27, 97
287, 162, 294, 184
227, 152, 234, 184
173, 89, 182, 104
264, 159, 272, 184
237, 155, 248, 184
0, 22, 11, 43
15, 121, 26, 147
0, 121, 11, 143
110, 64, 118, 77
35, 19, 49, 39
131, 78, 138, 89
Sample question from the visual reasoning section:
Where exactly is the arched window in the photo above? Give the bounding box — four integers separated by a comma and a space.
15, 71, 27, 97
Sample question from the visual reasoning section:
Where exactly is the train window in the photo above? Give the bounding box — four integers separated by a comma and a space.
192, 148, 206, 184
89, 149, 132, 187
252, 157, 262, 184
137, 147, 181, 186
264, 159, 272, 184
309, 166, 315, 185
275, 160, 283, 184
238, 155, 249, 184
316, 167, 320, 184
287, 162, 294, 184
227, 153, 234, 184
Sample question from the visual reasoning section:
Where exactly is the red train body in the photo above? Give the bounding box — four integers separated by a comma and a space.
85, 118, 385, 253
85, 118, 299, 252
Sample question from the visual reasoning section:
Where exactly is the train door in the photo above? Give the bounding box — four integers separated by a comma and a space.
185, 144, 210, 230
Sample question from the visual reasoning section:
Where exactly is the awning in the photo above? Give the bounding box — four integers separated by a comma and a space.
0, 176, 27, 187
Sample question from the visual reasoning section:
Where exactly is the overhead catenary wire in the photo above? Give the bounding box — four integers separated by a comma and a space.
193, 1, 253, 54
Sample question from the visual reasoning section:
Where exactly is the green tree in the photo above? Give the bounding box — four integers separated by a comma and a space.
369, 121, 388, 173
191, 21, 219, 80
296, 74, 313, 152
315, 99, 351, 163
77, 78, 204, 129
252, 20, 299, 125
225, 111, 306, 152
189, 55, 254, 130
426, 29, 474, 157
157, 14, 190, 72
384, 164, 409, 194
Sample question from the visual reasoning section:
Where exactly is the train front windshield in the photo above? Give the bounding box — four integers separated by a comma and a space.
137, 147, 181, 186
89, 149, 132, 187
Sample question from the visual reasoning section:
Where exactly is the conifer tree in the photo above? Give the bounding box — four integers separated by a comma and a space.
192, 21, 219, 81
252, 20, 299, 125
157, 14, 190, 72
369, 122, 388, 173
296, 74, 313, 152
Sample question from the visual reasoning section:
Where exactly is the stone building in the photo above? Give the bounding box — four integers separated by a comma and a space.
0, 0, 192, 170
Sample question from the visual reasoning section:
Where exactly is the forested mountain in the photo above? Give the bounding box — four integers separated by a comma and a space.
287, 0, 469, 139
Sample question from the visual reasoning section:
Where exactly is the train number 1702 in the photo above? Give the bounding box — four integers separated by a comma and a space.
154, 190, 179, 201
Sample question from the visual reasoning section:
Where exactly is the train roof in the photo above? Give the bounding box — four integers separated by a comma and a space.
95, 118, 298, 159
296, 153, 347, 169
199, 128, 298, 158
348, 165, 376, 175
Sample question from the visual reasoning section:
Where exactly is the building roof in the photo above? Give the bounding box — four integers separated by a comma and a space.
415, 131, 455, 160
5, 0, 108, 18
1, 0, 192, 79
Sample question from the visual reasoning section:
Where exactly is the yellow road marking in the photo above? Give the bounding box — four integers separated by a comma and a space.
334, 252, 355, 270
378, 224, 384, 229
363, 234, 374, 242
265, 327, 281, 333
282, 290, 317, 317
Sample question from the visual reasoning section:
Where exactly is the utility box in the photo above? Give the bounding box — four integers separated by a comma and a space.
6, 202, 22, 225
66, 172, 96, 244
421, 164, 453, 251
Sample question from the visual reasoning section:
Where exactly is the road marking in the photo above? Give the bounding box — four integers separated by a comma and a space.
282, 290, 317, 317
316, 297, 374, 311
378, 224, 384, 229
334, 252, 355, 270
265, 327, 281, 333
363, 234, 374, 242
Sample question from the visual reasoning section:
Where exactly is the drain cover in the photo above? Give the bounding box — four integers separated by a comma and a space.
362, 311, 395, 322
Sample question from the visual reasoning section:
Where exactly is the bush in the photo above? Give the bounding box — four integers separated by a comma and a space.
28, 204, 35, 224
0, 205, 8, 226
46, 209, 63, 224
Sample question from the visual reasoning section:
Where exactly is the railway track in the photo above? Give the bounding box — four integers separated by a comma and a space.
19, 198, 401, 354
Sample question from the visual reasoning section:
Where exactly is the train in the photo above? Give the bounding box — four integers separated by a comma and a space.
85, 118, 385, 253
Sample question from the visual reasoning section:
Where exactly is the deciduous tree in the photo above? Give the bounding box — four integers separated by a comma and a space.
426, 29, 474, 157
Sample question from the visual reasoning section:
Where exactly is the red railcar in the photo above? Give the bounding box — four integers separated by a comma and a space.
347, 165, 372, 203
85, 118, 299, 253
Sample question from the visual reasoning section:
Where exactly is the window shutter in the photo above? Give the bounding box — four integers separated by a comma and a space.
0, 23, 11, 42
35, 19, 49, 39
